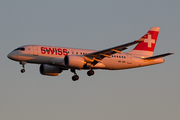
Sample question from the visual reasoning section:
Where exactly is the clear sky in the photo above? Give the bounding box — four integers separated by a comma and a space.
0, 0, 180, 120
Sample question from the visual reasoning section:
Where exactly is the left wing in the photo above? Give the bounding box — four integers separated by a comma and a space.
84, 37, 146, 66
142, 53, 174, 60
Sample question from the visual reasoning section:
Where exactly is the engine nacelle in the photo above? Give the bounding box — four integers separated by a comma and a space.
64, 55, 85, 69
40, 64, 62, 76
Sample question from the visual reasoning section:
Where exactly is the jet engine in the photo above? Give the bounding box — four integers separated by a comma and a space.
40, 64, 62, 76
64, 55, 85, 69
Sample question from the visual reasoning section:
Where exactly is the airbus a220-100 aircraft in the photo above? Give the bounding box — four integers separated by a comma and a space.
8, 27, 173, 81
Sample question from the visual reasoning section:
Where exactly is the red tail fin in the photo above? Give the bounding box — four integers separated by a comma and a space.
129, 27, 160, 56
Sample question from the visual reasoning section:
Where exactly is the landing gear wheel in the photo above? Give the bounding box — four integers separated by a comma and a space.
21, 69, 25, 73
72, 75, 79, 81
70, 69, 79, 81
87, 70, 94, 76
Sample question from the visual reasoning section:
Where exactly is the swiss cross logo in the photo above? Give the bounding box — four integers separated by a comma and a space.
144, 34, 155, 48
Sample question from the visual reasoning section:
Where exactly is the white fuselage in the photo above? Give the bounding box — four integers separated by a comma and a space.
8, 45, 164, 70
7, 27, 173, 81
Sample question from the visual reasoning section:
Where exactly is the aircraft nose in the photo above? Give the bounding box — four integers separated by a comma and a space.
7, 52, 19, 61
7, 53, 12, 59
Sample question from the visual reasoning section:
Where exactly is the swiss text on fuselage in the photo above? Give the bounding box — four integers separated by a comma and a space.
41, 47, 68, 56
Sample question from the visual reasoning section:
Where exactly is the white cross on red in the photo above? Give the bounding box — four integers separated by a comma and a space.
144, 34, 155, 48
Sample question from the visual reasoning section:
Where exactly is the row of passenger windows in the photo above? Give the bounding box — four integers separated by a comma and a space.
112, 55, 126, 58
72, 52, 88, 55
72, 52, 126, 59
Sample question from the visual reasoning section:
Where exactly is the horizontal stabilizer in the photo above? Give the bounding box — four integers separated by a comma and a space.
142, 53, 174, 60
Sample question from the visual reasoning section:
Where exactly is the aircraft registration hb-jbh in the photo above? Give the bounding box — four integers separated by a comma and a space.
8, 27, 173, 81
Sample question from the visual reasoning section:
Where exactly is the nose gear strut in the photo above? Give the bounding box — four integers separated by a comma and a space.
20, 61, 26, 73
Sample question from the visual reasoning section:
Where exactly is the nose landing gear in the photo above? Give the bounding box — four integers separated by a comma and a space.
20, 61, 26, 73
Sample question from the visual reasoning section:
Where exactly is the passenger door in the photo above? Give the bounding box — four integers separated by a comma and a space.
32, 45, 38, 56
127, 53, 132, 64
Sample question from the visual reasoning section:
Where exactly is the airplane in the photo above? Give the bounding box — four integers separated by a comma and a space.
7, 27, 173, 81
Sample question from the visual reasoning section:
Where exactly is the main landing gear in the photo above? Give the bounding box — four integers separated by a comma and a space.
87, 69, 94, 76
71, 69, 79, 81
20, 61, 26, 73
70, 69, 95, 81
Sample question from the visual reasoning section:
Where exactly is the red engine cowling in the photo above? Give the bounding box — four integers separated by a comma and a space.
40, 64, 62, 76
64, 55, 85, 69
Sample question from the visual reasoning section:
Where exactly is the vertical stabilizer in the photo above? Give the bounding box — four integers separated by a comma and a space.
128, 27, 160, 56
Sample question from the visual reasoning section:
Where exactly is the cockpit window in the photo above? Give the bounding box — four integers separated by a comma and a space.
20, 48, 25, 51
14, 47, 25, 51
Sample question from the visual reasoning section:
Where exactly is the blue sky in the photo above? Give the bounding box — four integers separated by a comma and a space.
0, 0, 180, 120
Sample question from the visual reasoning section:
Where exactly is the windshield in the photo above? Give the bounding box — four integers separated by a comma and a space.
14, 47, 25, 51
